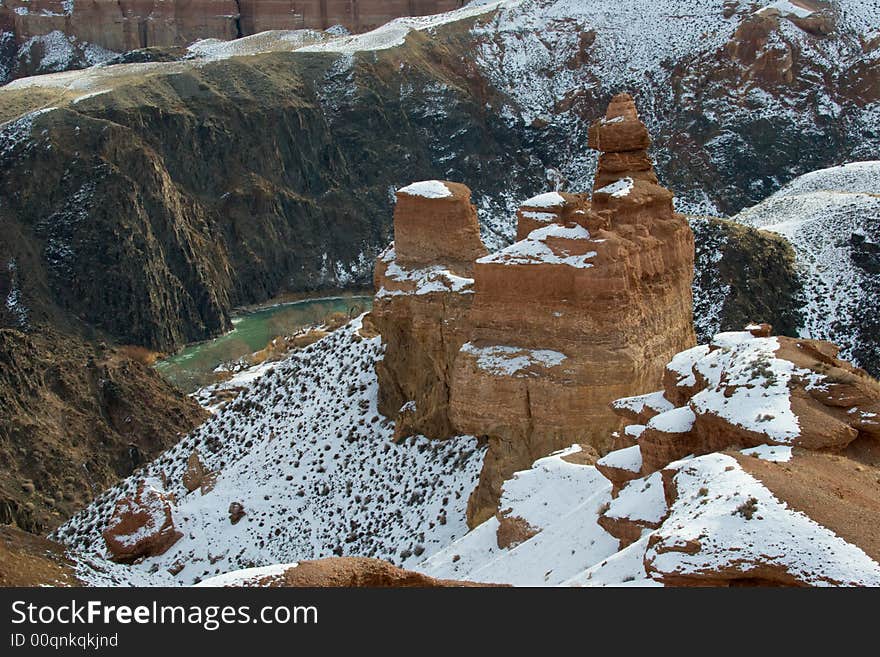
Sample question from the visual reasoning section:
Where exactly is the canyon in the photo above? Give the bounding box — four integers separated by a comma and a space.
0, 0, 878, 589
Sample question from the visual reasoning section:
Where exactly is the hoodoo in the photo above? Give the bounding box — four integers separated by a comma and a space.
371, 93, 697, 526
371, 181, 486, 441
453, 94, 696, 524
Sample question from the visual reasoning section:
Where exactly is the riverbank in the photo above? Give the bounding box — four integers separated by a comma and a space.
154, 294, 372, 394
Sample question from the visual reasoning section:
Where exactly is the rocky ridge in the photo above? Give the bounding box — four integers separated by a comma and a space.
419, 326, 880, 587
734, 160, 880, 375
0, 0, 465, 82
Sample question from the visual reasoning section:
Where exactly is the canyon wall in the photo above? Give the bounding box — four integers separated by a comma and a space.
0, 0, 464, 53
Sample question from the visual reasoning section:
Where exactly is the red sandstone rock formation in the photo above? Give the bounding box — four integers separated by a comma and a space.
371, 180, 486, 440
371, 95, 695, 528
0, 0, 464, 55
594, 325, 880, 583
513, 190, 591, 241
102, 479, 182, 563
634, 328, 880, 474
452, 93, 695, 526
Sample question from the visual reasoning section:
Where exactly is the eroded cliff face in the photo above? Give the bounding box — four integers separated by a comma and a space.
371, 181, 485, 440
0, 326, 206, 534
0, 30, 537, 352
373, 94, 696, 526
0, 0, 464, 80
456, 95, 696, 524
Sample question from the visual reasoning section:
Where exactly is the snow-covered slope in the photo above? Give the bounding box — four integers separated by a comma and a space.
416, 444, 880, 587
467, 0, 880, 224
54, 319, 485, 586
418, 446, 622, 586
735, 161, 880, 373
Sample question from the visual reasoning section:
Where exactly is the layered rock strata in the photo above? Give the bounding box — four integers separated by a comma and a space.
371, 180, 486, 441
0, 0, 464, 53
373, 94, 696, 526
453, 94, 695, 525
595, 325, 880, 584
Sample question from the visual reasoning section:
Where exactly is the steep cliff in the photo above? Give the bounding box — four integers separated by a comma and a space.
371, 180, 485, 440
452, 94, 695, 524
1, 13, 537, 352
0, 326, 206, 534
0, 0, 465, 82
1, 0, 874, 359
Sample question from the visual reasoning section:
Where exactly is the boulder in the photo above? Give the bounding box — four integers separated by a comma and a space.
182, 450, 216, 494
102, 479, 182, 563
228, 502, 246, 525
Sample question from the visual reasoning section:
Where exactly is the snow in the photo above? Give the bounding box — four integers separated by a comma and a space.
595, 177, 634, 198
477, 224, 597, 268
376, 245, 474, 298
460, 342, 567, 377
13, 30, 116, 75
298, 1, 509, 53
757, 1, 815, 19
624, 424, 646, 439
521, 191, 566, 208
653, 331, 833, 446
663, 345, 710, 388
741, 444, 794, 463
563, 534, 659, 587
0, 107, 56, 159
689, 218, 731, 342
647, 406, 695, 434
55, 321, 486, 585
605, 472, 667, 525
4, 259, 28, 328
397, 180, 453, 199
770, 162, 880, 197
646, 453, 880, 586
596, 445, 642, 474
612, 390, 674, 419
193, 563, 294, 587
186, 30, 326, 61
689, 336, 809, 443
520, 211, 558, 222
734, 162, 880, 369
418, 446, 621, 586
